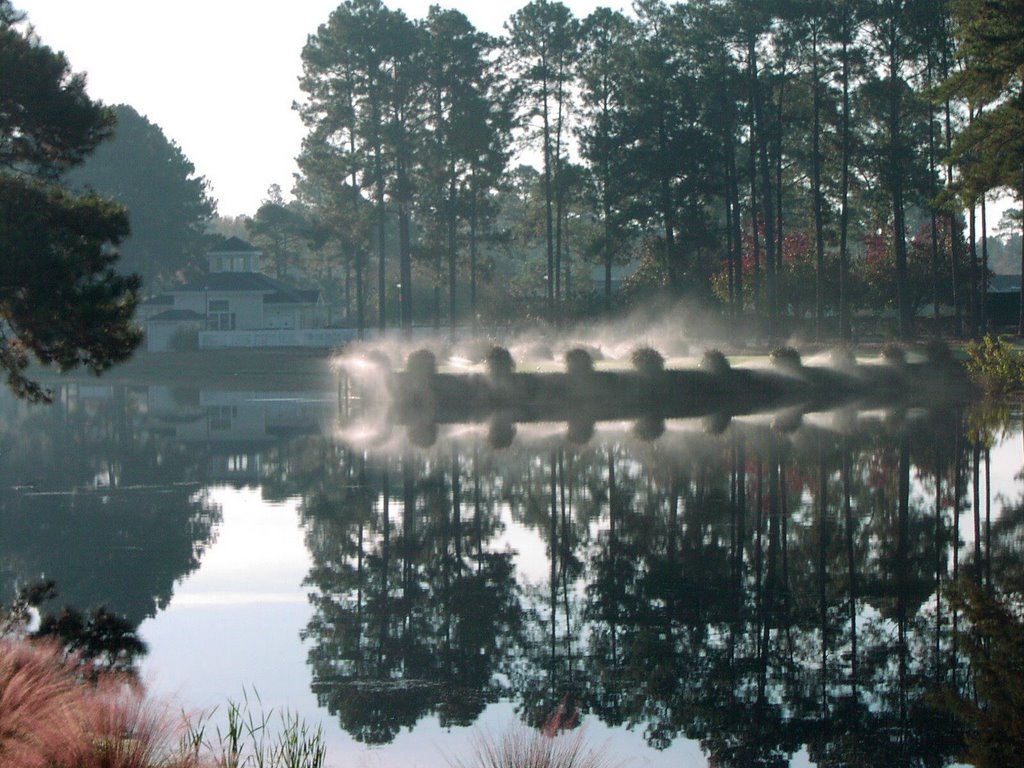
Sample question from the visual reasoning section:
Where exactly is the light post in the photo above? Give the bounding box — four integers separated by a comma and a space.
395, 282, 402, 330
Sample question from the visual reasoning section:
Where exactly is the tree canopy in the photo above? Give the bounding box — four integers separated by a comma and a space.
282, 0, 1023, 340
944, 0, 1024, 199
66, 104, 215, 290
0, 1, 140, 400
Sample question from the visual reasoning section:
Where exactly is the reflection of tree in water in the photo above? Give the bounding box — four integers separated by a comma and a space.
288, 442, 522, 744
0, 386, 220, 627
291, 402, 1021, 763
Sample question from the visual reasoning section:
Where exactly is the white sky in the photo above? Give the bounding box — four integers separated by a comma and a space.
17, 0, 619, 218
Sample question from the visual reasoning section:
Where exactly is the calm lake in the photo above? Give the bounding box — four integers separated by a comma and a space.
0, 377, 1017, 767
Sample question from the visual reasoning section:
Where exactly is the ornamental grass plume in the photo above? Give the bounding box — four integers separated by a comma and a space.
68, 674, 198, 768
452, 698, 618, 768
0, 639, 83, 768
0, 639, 198, 768
453, 723, 616, 768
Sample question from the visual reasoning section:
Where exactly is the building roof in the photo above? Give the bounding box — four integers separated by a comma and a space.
209, 236, 259, 254
988, 274, 1021, 293
264, 289, 321, 304
168, 272, 321, 305
147, 309, 205, 322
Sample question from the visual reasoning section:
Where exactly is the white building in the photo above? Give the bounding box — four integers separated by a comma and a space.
141, 238, 351, 351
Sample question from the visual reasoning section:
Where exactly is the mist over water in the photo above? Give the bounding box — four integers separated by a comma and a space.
329, 306, 974, 455
333, 299, 735, 374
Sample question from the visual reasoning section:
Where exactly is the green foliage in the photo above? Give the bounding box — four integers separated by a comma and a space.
964, 334, 1024, 392
35, 606, 147, 674
0, 4, 141, 400
769, 346, 803, 371
486, 346, 516, 378
184, 690, 327, 768
943, 581, 1024, 768
66, 104, 215, 290
943, 0, 1024, 200
1, 580, 146, 675
0, 177, 141, 400
564, 347, 594, 376
700, 349, 730, 375
406, 348, 437, 379
282, 0, 1009, 339
630, 346, 664, 375
246, 191, 315, 281
0, 1, 114, 173
880, 342, 907, 364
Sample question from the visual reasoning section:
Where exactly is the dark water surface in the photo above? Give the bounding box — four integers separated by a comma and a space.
0, 382, 1019, 766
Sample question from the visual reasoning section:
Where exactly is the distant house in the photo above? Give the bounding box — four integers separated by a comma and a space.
142, 238, 351, 351
987, 274, 1021, 327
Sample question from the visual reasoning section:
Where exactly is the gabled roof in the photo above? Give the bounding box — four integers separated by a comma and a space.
168, 271, 322, 305
209, 236, 259, 254
148, 309, 205, 322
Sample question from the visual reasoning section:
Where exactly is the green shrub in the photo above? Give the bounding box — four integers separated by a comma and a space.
564, 348, 594, 376
880, 342, 906, 365
700, 349, 730, 375
486, 346, 515, 379
630, 346, 665, 376
169, 327, 199, 351
769, 346, 802, 372
965, 335, 1024, 394
405, 349, 437, 380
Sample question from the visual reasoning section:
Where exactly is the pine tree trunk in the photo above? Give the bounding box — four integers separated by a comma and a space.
839, 28, 852, 342
811, 29, 825, 340
751, 37, 777, 339
448, 202, 457, 340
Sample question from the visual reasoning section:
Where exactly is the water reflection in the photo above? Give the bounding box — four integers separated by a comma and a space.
0, 382, 1019, 766
298, 403, 1012, 765
0, 385, 220, 624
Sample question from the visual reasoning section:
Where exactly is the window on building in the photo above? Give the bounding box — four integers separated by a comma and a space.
208, 405, 237, 431
207, 299, 235, 331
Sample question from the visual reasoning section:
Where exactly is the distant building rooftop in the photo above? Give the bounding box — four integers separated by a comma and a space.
169, 272, 319, 305
209, 236, 259, 255
147, 309, 205, 322
988, 274, 1021, 293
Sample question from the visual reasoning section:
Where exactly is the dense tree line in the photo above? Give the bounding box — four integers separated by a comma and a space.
66, 104, 215, 290
281, 0, 1023, 341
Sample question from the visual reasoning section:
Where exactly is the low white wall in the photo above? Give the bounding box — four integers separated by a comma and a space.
198, 329, 359, 349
